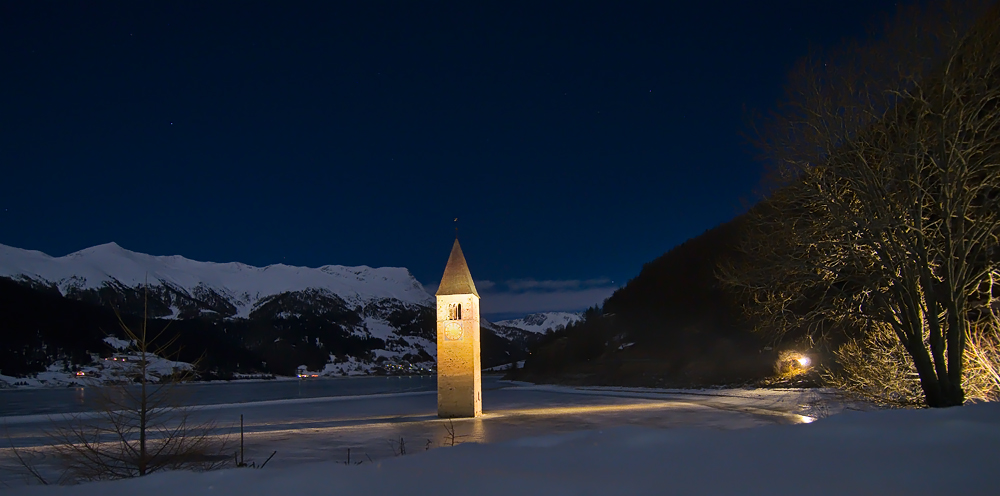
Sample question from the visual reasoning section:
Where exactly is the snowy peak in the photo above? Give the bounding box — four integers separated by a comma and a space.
67, 241, 126, 256
495, 312, 582, 334
0, 242, 434, 316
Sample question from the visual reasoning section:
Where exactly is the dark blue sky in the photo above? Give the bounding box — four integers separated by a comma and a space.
0, 1, 898, 318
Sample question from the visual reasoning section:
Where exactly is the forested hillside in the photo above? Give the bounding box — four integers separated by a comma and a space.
0, 277, 530, 379
514, 216, 776, 387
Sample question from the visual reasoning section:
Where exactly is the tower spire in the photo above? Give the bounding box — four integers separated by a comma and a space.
436, 238, 479, 297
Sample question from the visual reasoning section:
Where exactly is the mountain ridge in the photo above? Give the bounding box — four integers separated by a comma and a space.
495, 312, 582, 334
0, 241, 542, 380
0, 242, 433, 319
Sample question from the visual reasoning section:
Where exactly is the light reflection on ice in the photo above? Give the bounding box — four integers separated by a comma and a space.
0, 381, 852, 486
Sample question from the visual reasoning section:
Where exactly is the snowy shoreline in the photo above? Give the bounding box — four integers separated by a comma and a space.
5, 397, 997, 495
7, 375, 986, 496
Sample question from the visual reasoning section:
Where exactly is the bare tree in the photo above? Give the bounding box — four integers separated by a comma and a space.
822, 323, 930, 407
722, 2, 1000, 407
823, 310, 1000, 406
48, 287, 227, 481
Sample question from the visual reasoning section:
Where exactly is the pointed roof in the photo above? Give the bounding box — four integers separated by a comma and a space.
436, 239, 479, 297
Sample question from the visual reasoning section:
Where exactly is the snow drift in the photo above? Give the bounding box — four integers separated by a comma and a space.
7, 401, 998, 495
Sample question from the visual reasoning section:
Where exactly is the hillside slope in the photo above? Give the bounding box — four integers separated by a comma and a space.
515, 217, 774, 387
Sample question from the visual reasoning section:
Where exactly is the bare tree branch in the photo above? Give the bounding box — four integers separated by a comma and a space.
45, 281, 229, 482
721, 1, 1000, 407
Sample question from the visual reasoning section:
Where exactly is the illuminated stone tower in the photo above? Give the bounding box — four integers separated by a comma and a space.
435, 239, 482, 418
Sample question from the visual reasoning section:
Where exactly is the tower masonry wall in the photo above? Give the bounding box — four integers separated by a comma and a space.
436, 293, 482, 417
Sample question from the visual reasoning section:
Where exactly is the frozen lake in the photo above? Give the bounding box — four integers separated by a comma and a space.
0, 376, 839, 487
3, 381, 992, 496
0, 375, 438, 417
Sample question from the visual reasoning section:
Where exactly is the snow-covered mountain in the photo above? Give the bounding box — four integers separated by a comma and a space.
0, 242, 536, 379
495, 312, 582, 334
0, 242, 432, 319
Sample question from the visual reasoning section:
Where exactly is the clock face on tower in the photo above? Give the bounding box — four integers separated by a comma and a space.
443, 320, 464, 341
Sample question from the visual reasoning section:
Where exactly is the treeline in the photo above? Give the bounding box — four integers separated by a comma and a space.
0, 277, 384, 378
0, 277, 530, 378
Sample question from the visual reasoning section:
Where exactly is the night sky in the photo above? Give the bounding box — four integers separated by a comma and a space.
1, 1, 898, 319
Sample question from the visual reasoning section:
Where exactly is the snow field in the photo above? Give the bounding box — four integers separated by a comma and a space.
5, 394, 998, 495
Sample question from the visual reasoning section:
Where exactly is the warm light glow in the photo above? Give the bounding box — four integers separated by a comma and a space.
192, 397, 816, 447
437, 292, 482, 418
775, 350, 813, 377
487, 402, 678, 418
75, 371, 86, 376
242, 401, 684, 439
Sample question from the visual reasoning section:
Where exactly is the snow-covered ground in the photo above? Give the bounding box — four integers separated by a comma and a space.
9, 405, 995, 495
7, 379, 976, 496
0, 338, 194, 389
0, 356, 190, 390
2, 381, 996, 494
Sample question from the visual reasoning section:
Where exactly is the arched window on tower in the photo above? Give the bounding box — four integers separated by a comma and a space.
449, 303, 462, 320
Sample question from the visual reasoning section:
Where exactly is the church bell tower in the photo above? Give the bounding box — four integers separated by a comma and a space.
435, 238, 482, 418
